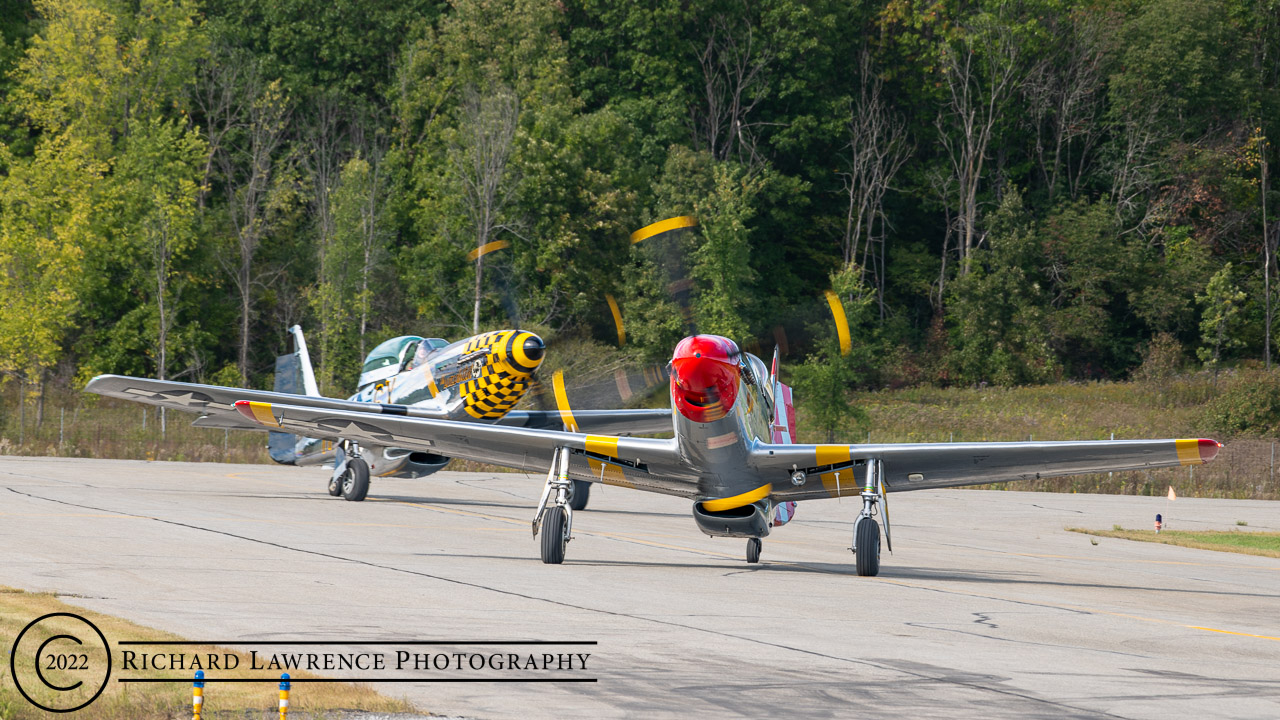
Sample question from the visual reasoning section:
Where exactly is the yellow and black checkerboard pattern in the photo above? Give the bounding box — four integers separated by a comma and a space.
456, 330, 541, 419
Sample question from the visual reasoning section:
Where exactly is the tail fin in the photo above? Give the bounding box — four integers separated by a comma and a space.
288, 325, 320, 396
268, 325, 321, 463
769, 346, 797, 444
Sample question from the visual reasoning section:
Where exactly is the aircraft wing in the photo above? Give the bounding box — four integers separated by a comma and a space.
497, 409, 672, 435
232, 400, 684, 477
84, 375, 449, 422
753, 439, 1221, 500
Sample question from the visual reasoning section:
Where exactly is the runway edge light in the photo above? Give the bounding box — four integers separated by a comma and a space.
279, 672, 290, 720
193, 669, 204, 720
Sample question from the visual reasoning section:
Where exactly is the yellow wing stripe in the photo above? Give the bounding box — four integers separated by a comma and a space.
466, 239, 510, 262
588, 458, 634, 489
552, 370, 578, 432
821, 470, 859, 498
815, 444, 851, 467
585, 435, 619, 458
246, 401, 281, 428
824, 290, 852, 357
701, 483, 771, 512
630, 215, 698, 244
1175, 439, 1201, 466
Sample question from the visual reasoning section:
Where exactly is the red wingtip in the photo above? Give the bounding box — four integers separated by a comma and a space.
1198, 438, 1221, 463
234, 400, 254, 420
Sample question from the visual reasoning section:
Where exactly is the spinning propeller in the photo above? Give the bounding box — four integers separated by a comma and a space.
475, 238, 671, 429
624, 215, 856, 363
468, 213, 857, 429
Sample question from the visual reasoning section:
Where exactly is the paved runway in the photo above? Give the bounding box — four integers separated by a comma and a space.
3, 457, 1279, 719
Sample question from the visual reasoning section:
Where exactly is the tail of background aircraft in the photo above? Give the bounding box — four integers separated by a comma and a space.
268, 325, 320, 464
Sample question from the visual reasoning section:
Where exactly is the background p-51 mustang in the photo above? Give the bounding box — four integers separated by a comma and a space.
231, 332, 1222, 575
86, 325, 669, 503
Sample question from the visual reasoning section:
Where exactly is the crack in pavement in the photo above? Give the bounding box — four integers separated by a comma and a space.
6, 485, 1131, 718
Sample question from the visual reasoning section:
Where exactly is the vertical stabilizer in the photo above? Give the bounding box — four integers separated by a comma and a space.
268, 325, 321, 464
288, 325, 321, 397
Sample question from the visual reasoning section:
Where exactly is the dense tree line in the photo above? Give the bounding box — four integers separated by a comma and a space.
0, 0, 1277, 402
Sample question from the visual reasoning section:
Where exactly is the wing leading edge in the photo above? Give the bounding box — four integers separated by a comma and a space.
752, 438, 1221, 500
85, 375, 448, 420
86, 375, 674, 437
233, 400, 687, 480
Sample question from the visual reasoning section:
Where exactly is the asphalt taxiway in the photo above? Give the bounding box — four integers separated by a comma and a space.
3, 457, 1278, 718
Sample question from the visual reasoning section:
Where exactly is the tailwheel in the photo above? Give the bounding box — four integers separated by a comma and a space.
567, 479, 591, 511
746, 537, 762, 564
327, 475, 343, 496
540, 506, 570, 564
854, 517, 880, 577
342, 457, 370, 502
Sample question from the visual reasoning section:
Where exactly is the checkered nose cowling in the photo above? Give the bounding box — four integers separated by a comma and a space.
458, 330, 544, 419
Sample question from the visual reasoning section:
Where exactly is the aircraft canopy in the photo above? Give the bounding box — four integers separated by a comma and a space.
359, 335, 424, 388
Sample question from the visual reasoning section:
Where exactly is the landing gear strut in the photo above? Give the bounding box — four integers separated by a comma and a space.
332, 441, 370, 502
851, 458, 890, 576
532, 448, 574, 564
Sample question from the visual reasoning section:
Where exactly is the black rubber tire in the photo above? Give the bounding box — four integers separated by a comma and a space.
567, 480, 591, 511
855, 517, 880, 577
327, 475, 343, 496
746, 537, 762, 564
342, 457, 371, 502
540, 506, 568, 564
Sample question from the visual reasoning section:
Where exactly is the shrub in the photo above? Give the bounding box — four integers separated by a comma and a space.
1201, 369, 1280, 436
1133, 332, 1185, 382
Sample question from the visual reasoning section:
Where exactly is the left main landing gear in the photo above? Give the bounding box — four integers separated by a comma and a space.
746, 537, 762, 564
333, 440, 370, 502
532, 447, 575, 564
851, 458, 891, 577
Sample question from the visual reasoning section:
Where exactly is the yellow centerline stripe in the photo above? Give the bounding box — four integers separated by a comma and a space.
376, 494, 1280, 643
1185, 625, 1280, 641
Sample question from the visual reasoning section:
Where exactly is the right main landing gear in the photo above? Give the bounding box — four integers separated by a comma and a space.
532, 448, 575, 564
851, 458, 889, 577
854, 516, 879, 576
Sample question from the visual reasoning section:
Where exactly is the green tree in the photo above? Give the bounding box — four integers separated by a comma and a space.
313, 153, 393, 392
946, 186, 1059, 385
791, 265, 874, 441
112, 117, 206, 384
1196, 263, 1247, 373
0, 133, 102, 384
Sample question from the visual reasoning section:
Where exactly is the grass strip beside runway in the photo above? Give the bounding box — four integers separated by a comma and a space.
0, 586, 416, 719
1066, 528, 1280, 558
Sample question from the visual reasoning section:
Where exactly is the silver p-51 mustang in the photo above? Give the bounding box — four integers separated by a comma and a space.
86, 326, 669, 504
229, 332, 1221, 575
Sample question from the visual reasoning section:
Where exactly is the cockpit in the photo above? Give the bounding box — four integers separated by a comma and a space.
358, 336, 449, 389
745, 353, 774, 407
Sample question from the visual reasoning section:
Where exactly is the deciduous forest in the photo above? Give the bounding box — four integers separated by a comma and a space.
1, 0, 1278, 419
